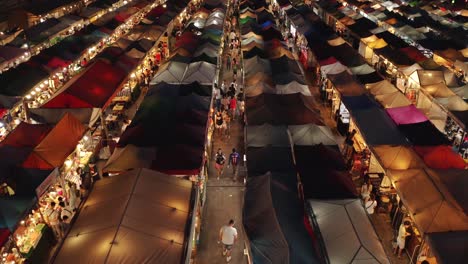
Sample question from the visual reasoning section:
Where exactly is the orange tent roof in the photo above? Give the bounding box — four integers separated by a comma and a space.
22, 113, 87, 169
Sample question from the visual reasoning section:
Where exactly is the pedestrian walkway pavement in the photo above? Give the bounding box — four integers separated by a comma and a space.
195, 117, 248, 264
195, 11, 248, 262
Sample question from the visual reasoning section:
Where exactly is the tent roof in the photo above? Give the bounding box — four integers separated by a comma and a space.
365, 80, 398, 95
54, 168, 193, 264
375, 92, 412, 108
181, 61, 216, 85
288, 124, 337, 146
246, 124, 290, 147
351, 108, 409, 146
275, 82, 311, 96
246, 93, 323, 126
23, 113, 86, 169
414, 146, 466, 170
0, 122, 52, 148
243, 173, 289, 264
398, 121, 451, 146
327, 71, 366, 96
308, 199, 390, 264
321, 61, 348, 75
387, 169, 468, 233
244, 172, 319, 264
246, 146, 295, 175
103, 145, 156, 172
29, 108, 100, 127
150, 61, 188, 84
386, 105, 428, 125
43, 60, 127, 109
427, 231, 468, 264
350, 64, 375, 75
371, 145, 424, 170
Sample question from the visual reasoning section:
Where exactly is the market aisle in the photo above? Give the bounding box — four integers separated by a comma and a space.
195, 118, 247, 264
196, 9, 248, 263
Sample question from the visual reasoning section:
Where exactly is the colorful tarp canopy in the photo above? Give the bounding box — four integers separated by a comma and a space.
386, 105, 429, 125
42, 60, 127, 109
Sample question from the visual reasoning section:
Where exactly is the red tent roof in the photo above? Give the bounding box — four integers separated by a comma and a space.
399, 47, 427, 63
414, 146, 467, 169
42, 60, 127, 109
0, 122, 52, 148
319, 56, 338, 66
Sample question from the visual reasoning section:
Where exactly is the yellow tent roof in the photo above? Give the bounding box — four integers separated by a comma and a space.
361, 35, 378, 44
368, 38, 388, 49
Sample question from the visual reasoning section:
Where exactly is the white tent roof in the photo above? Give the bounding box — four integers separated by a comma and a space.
350, 64, 376, 75
321, 61, 348, 75
450, 84, 468, 99
288, 124, 337, 146
436, 96, 468, 111
150, 61, 188, 84
401, 63, 423, 77
275, 81, 312, 96
181, 61, 216, 85
246, 124, 290, 147
308, 199, 390, 264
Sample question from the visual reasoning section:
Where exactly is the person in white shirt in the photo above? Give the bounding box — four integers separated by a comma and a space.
219, 219, 238, 262
394, 220, 411, 258
365, 194, 377, 215
360, 179, 373, 202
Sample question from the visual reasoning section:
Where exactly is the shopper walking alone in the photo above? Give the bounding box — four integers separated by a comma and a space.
218, 219, 238, 262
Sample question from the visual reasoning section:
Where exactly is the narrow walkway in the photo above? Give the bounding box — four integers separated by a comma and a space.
195, 118, 247, 264
195, 7, 248, 263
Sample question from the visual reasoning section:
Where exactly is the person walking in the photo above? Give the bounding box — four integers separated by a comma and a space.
229, 96, 237, 120
228, 148, 240, 181
215, 148, 226, 180
218, 219, 238, 262
226, 54, 231, 71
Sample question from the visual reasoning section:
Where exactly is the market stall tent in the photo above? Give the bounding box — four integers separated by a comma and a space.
28, 108, 100, 127
387, 169, 468, 233
243, 172, 319, 264
22, 113, 86, 169
426, 231, 468, 264
288, 124, 337, 146
181, 61, 216, 85
103, 145, 156, 173
307, 199, 390, 264
246, 124, 290, 147
150, 61, 188, 84
53, 168, 194, 264
42, 60, 127, 109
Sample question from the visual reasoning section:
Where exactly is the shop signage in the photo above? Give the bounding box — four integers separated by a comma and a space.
35, 168, 59, 198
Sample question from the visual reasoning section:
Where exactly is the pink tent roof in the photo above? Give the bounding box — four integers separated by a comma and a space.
386, 105, 428, 125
